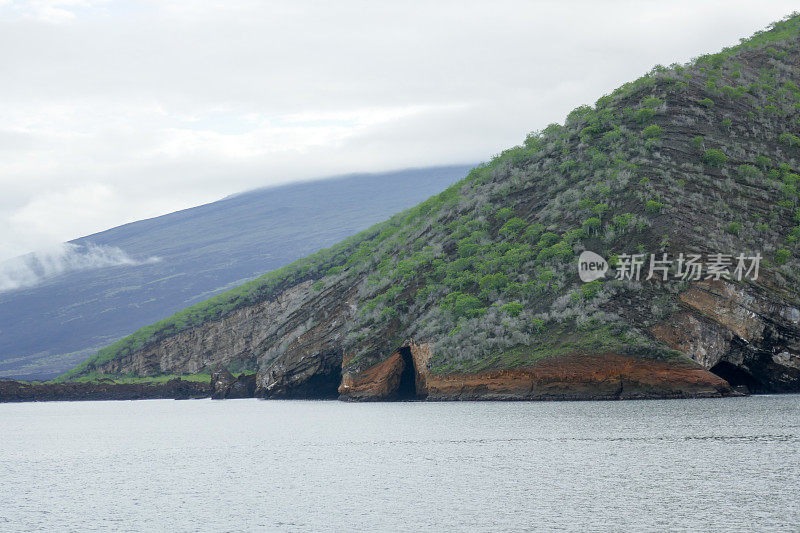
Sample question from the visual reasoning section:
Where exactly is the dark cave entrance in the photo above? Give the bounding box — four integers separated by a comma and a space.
710, 361, 764, 394
302, 367, 343, 399
282, 360, 343, 399
395, 346, 420, 400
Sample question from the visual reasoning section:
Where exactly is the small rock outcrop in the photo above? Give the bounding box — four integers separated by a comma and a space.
211, 366, 257, 399
0, 378, 211, 403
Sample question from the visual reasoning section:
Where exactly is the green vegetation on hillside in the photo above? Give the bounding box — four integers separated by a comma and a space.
65, 12, 800, 380
66, 372, 214, 384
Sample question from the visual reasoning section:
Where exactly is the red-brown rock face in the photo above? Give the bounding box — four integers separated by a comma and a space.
338, 342, 732, 401
422, 352, 732, 400
338, 341, 431, 400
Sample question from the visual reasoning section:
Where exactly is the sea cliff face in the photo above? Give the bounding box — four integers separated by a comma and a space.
337, 343, 731, 401
67, 272, 797, 401
652, 280, 800, 392
93, 280, 320, 376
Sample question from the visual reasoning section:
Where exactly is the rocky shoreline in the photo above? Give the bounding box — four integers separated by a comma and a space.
1, 354, 743, 402
0, 378, 212, 403
0, 366, 264, 403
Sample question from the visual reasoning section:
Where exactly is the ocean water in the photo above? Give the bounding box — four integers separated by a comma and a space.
1, 396, 798, 532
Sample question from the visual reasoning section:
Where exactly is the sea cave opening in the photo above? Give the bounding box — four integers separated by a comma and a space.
709, 361, 764, 394
290, 362, 343, 399
395, 346, 419, 400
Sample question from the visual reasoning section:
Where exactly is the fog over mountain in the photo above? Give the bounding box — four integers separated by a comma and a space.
0, 244, 159, 293
0, 1, 796, 262
0, 165, 469, 379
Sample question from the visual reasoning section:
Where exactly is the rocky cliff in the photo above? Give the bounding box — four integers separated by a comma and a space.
0, 378, 211, 402
64, 14, 800, 401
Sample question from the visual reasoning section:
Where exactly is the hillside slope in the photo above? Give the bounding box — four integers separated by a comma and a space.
0, 166, 470, 379
68, 15, 800, 400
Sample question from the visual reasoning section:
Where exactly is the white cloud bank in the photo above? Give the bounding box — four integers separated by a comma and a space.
0, 1, 797, 262
0, 243, 158, 293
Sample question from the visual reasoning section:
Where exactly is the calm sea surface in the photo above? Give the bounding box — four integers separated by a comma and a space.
1, 396, 798, 532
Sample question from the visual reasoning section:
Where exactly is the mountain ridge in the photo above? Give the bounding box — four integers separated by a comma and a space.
0, 165, 471, 379
65, 14, 800, 400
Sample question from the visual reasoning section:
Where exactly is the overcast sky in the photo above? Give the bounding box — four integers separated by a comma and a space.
0, 0, 796, 262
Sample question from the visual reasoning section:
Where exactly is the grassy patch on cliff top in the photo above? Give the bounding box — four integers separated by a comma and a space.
60, 372, 214, 384
427, 321, 685, 375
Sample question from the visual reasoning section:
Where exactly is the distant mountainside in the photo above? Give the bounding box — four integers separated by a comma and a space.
68, 15, 800, 401
0, 165, 471, 379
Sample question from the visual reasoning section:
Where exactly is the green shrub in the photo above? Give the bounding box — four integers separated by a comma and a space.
699, 97, 715, 108
589, 149, 608, 167
642, 125, 663, 139
727, 221, 742, 235
442, 292, 486, 319
395, 259, 416, 280
312, 280, 324, 291
583, 217, 602, 233
775, 249, 790, 265
636, 108, 656, 123
602, 128, 622, 144
566, 105, 594, 125
691, 136, 705, 152
479, 273, 509, 293
703, 149, 728, 168
737, 164, 761, 181
537, 240, 574, 263
500, 302, 523, 317
646, 200, 665, 213
499, 217, 527, 238
611, 213, 636, 229
779, 132, 800, 147
581, 280, 603, 301
496, 207, 514, 221
755, 155, 772, 170
559, 160, 577, 174
537, 232, 561, 248
721, 85, 747, 98
642, 97, 662, 108
523, 223, 545, 242
457, 238, 481, 258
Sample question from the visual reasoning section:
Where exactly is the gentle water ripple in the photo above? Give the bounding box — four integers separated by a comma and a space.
0, 395, 798, 532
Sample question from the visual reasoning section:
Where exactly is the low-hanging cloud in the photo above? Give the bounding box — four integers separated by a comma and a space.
0, 1, 798, 262
0, 243, 159, 293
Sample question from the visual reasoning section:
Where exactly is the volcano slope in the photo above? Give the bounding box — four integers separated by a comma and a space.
65, 15, 800, 400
